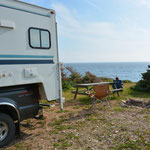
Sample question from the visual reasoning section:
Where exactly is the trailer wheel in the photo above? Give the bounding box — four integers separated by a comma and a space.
0, 113, 15, 148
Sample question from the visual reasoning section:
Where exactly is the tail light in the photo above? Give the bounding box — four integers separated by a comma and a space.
19, 92, 24, 96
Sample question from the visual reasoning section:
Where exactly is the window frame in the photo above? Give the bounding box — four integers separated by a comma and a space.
28, 27, 51, 49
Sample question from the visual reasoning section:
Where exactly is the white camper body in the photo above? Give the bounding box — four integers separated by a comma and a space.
0, 0, 62, 106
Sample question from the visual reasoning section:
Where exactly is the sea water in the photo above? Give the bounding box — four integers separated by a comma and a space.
64, 62, 150, 82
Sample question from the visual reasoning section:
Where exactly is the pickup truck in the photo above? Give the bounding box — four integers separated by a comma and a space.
0, 0, 63, 147
0, 84, 42, 147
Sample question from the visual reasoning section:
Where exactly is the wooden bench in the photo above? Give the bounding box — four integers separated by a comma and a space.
71, 90, 89, 95
110, 88, 123, 96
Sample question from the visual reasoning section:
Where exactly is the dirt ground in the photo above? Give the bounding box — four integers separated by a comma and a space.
3, 98, 150, 150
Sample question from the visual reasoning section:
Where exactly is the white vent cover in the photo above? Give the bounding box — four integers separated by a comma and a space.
0, 20, 15, 29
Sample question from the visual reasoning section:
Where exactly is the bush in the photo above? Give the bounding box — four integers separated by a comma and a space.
61, 68, 70, 90
66, 67, 82, 84
97, 77, 113, 82
62, 81, 72, 90
62, 67, 100, 90
61, 67, 82, 90
82, 72, 98, 83
122, 80, 132, 83
134, 65, 150, 92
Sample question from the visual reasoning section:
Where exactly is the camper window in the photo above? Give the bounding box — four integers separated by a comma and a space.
29, 27, 51, 49
41, 31, 50, 48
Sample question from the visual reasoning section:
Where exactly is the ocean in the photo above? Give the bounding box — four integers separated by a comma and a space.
64, 62, 150, 82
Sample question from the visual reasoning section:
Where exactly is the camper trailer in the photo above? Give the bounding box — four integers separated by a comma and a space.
0, 0, 63, 147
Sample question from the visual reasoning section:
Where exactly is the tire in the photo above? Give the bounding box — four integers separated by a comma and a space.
0, 113, 16, 148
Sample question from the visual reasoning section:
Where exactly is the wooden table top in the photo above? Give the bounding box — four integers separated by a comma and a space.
77, 82, 113, 87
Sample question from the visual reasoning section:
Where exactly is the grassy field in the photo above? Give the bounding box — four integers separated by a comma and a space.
5, 83, 150, 150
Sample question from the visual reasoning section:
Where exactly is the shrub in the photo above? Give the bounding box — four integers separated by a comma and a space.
61, 67, 82, 90
134, 65, 150, 92
82, 72, 98, 83
62, 81, 72, 90
61, 68, 71, 90
123, 80, 132, 83
97, 77, 113, 82
66, 67, 82, 84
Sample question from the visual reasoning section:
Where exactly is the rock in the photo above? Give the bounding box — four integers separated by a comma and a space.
120, 100, 128, 107
121, 100, 126, 103
120, 98, 150, 108
129, 98, 144, 107
115, 131, 118, 133
50, 104, 55, 107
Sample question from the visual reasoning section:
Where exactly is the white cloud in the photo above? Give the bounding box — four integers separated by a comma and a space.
123, 0, 150, 8
139, 0, 150, 7
52, 2, 150, 62
52, 3, 80, 28
86, 0, 150, 9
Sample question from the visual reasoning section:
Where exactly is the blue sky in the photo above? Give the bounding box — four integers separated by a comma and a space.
21, 0, 150, 62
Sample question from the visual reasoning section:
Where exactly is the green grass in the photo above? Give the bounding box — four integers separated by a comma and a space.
56, 110, 70, 113
62, 83, 150, 109
56, 124, 75, 131
57, 138, 72, 149
111, 107, 127, 112
119, 83, 150, 99
48, 118, 65, 126
53, 143, 60, 147
60, 83, 150, 149
115, 138, 150, 150
52, 83, 150, 150
13, 83, 150, 150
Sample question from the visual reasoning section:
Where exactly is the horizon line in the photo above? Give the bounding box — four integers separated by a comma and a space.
62, 61, 150, 64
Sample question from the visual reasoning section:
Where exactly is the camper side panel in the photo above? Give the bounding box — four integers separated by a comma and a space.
0, 0, 60, 101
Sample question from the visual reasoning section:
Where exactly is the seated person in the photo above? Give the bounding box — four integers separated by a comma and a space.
112, 77, 123, 89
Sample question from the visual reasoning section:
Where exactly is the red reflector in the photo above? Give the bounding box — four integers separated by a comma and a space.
50, 10, 55, 14
19, 92, 24, 96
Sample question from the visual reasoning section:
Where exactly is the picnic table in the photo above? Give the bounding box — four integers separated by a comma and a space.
72, 82, 113, 99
